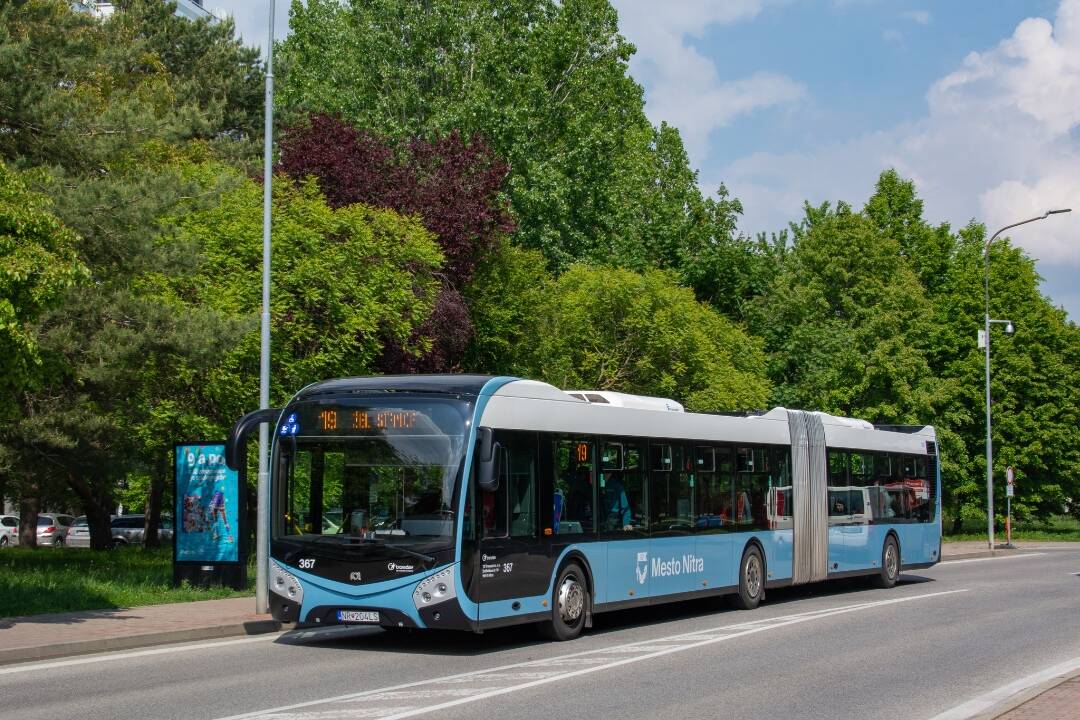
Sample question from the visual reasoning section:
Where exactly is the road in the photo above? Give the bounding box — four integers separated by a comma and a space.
2, 548, 1078, 720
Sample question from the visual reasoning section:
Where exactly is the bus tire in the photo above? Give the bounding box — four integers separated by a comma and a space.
539, 562, 588, 641
732, 545, 764, 610
872, 536, 899, 589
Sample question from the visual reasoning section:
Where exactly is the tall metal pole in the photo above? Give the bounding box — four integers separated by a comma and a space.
983, 243, 993, 552
256, 0, 276, 615
982, 209, 1071, 552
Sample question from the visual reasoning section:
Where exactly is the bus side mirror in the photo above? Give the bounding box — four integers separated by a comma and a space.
477, 427, 501, 492
225, 408, 281, 470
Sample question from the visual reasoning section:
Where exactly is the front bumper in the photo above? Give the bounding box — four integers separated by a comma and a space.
270, 560, 476, 632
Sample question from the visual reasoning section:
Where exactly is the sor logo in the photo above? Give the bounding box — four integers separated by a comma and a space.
349, 571, 363, 582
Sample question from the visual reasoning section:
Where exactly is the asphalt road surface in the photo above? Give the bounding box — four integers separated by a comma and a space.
2, 548, 1078, 720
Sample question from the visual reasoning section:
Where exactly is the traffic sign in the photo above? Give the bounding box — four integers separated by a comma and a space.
1006, 466, 1015, 485
1006, 484, 1014, 497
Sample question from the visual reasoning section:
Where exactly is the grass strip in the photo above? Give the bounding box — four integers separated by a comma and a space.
943, 515, 1080, 543
0, 546, 254, 618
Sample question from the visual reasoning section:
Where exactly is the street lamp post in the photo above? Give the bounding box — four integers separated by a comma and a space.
256, 0, 276, 615
983, 208, 1071, 551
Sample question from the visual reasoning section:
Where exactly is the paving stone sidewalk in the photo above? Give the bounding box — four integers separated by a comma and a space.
995, 675, 1080, 720
0, 596, 278, 666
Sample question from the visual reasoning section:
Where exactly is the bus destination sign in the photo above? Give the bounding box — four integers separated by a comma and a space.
308, 408, 419, 435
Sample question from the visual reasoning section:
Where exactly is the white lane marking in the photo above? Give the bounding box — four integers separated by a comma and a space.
0, 630, 289, 677
928, 655, 1080, 720
940, 552, 1044, 565
215, 588, 967, 720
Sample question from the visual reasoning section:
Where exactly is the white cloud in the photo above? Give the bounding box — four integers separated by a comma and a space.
882, 28, 905, 46
901, 10, 931, 25
612, 0, 806, 164
720, 0, 1080, 274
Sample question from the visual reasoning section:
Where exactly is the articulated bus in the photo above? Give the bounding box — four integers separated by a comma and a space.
226, 375, 941, 641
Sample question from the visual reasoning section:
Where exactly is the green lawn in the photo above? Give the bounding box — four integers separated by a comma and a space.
943, 514, 1080, 543
0, 546, 254, 618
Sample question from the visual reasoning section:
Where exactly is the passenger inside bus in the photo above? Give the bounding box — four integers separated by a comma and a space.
602, 472, 633, 531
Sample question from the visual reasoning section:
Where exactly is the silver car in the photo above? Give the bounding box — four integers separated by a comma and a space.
111, 515, 174, 547
66, 515, 117, 548
36, 514, 75, 547
0, 514, 18, 547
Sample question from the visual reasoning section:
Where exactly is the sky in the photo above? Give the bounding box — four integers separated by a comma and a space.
212, 0, 1079, 320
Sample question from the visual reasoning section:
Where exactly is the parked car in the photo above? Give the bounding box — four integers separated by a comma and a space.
0, 514, 18, 547
66, 515, 118, 548
36, 514, 75, 547
111, 515, 174, 547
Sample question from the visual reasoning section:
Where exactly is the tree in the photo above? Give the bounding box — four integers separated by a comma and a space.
750, 197, 945, 424
518, 266, 771, 411
110, 0, 264, 141
462, 239, 551, 375
0, 0, 264, 548
173, 172, 445, 419
0, 162, 85, 418
927, 225, 1080, 526
277, 115, 515, 372
752, 170, 1080, 528
280, 0, 739, 278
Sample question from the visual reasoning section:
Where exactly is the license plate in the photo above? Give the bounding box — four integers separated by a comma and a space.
336, 610, 380, 624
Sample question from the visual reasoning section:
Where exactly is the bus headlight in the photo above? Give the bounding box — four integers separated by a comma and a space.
270, 560, 304, 605
413, 566, 456, 609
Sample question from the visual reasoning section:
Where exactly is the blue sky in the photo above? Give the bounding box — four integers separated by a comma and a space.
216, 0, 1079, 320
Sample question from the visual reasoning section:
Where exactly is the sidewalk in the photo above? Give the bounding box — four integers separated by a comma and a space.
0, 596, 279, 666
995, 674, 1080, 720
940, 539, 1080, 559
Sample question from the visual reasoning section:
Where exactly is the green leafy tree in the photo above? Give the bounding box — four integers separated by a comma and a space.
463, 239, 551, 375
750, 198, 945, 423
0, 0, 263, 548
928, 226, 1080, 526
518, 265, 770, 411
0, 162, 86, 417
280, 0, 747, 287
173, 172, 445, 420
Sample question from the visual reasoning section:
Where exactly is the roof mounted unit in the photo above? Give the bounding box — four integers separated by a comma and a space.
564, 390, 684, 412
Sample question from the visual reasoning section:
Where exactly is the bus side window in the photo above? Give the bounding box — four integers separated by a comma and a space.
600, 440, 647, 535
553, 439, 595, 535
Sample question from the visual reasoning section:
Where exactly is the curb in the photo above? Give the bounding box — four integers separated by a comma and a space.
940, 549, 1028, 561
980, 666, 1080, 720
0, 618, 281, 667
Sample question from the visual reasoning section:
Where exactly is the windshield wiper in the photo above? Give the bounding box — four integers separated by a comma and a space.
320, 535, 435, 563
377, 542, 435, 563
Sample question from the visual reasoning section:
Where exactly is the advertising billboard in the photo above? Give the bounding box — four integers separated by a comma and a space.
174, 442, 246, 588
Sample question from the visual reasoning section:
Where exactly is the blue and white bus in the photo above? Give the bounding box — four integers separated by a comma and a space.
226, 375, 941, 641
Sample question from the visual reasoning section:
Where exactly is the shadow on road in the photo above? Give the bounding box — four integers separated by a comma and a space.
272, 573, 935, 656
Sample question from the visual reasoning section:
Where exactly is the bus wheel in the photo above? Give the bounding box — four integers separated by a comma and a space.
872, 536, 899, 589
732, 545, 764, 610
539, 562, 588, 641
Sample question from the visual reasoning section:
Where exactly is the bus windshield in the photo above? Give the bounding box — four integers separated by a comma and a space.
272, 398, 469, 550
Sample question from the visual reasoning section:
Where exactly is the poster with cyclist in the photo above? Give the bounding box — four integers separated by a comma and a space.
173, 441, 246, 588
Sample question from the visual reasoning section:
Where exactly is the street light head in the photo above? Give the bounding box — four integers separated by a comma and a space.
1005, 321, 1015, 336
1046, 208, 1072, 215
